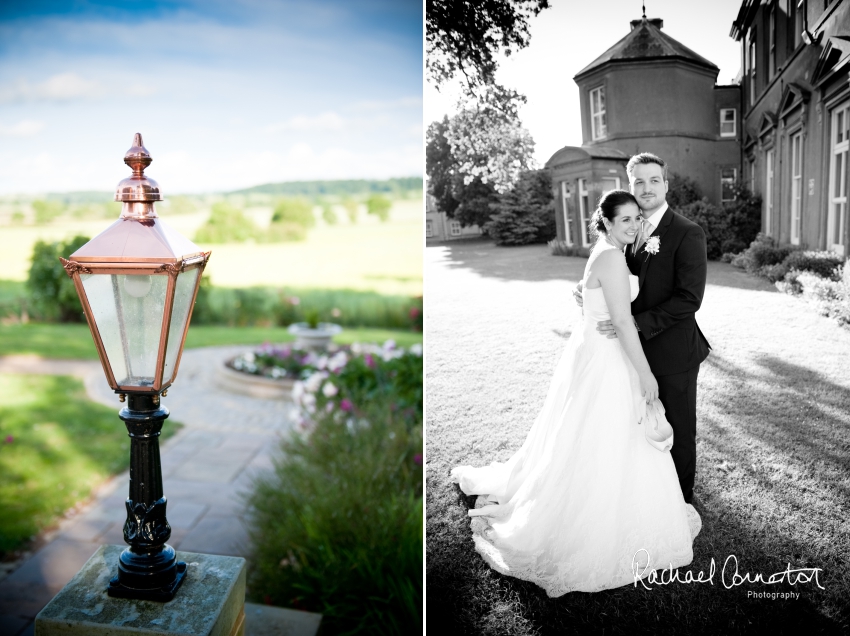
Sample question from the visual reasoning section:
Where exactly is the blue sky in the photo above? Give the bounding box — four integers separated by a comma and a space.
0, 0, 423, 194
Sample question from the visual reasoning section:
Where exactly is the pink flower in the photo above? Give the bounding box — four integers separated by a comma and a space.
409, 307, 421, 319
289, 296, 301, 306
4, 435, 13, 444
331, 307, 341, 318
340, 399, 353, 412
413, 453, 422, 465
364, 354, 375, 369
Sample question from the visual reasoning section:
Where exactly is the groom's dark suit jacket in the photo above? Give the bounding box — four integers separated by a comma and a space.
625, 208, 711, 377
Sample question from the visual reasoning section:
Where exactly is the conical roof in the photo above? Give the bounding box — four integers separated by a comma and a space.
574, 17, 718, 80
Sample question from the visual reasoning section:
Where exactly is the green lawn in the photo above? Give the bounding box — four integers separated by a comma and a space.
426, 242, 850, 634
0, 324, 422, 360
0, 374, 179, 556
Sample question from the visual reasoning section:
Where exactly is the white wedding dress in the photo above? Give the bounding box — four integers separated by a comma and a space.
451, 242, 701, 597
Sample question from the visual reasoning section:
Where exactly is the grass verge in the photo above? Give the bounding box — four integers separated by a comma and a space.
0, 323, 422, 360
0, 374, 179, 557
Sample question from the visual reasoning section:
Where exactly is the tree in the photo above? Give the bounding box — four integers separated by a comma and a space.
426, 1, 547, 192
484, 169, 555, 245
272, 198, 315, 228
446, 99, 535, 192
426, 116, 499, 228
426, 0, 550, 96
366, 194, 391, 222
666, 172, 702, 209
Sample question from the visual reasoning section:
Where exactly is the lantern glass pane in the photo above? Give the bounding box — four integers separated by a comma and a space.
162, 268, 200, 385
81, 273, 169, 388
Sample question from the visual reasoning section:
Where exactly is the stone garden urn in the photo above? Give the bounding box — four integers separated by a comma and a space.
287, 322, 342, 350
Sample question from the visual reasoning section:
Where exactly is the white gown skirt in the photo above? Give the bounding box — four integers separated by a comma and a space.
451, 320, 700, 597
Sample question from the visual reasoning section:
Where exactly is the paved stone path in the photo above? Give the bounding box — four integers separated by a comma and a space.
0, 346, 320, 636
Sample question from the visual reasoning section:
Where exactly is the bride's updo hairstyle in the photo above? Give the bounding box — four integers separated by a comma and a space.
588, 190, 639, 241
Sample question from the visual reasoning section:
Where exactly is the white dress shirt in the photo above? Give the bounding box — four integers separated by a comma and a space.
642, 201, 669, 231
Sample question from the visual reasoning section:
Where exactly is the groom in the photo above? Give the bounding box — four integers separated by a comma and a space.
578, 152, 710, 504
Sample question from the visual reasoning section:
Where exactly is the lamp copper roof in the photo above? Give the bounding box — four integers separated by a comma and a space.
71, 133, 204, 264
574, 16, 718, 80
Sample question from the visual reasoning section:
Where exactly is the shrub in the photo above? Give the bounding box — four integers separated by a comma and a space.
191, 281, 422, 331
31, 199, 64, 224
271, 197, 315, 229
321, 203, 337, 225
342, 197, 358, 223
27, 236, 89, 322
666, 172, 702, 209
484, 169, 556, 246
782, 250, 844, 281
366, 194, 391, 222
676, 184, 762, 260
248, 345, 422, 633
729, 233, 797, 274
194, 202, 259, 243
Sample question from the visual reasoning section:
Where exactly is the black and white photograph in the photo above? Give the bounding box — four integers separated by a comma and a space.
426, 1, 850, 633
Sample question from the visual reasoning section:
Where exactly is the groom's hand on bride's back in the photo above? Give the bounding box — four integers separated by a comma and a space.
596, 319, 618, 339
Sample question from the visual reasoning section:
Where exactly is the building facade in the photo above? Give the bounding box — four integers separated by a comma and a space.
424, 193, 483, 242
546, 16, 742, 248
732, 0, 850, 256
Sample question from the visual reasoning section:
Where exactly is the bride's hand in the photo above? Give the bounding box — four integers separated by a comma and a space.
639, 372, 658, 403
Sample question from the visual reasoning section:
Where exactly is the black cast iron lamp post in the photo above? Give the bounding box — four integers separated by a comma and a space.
59, 133, 210, 601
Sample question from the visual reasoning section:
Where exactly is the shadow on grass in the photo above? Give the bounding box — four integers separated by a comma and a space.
426, 351, 849, 635
429, 242, 778, 295
429, 241, 587, 284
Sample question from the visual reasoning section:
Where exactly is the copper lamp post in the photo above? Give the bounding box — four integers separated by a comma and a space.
60, 133, 210, 601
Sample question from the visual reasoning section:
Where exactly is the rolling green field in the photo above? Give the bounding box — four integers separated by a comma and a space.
0, 199, 423, 297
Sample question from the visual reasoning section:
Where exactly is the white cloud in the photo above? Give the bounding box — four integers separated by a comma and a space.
0, 72, 104, 103
264, 112, 345, 133
0, 120, 46, 137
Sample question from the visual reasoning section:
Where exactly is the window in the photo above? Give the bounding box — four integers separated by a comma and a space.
790, 131, 803, 245
790, 0, 803, 50
828, 103, 849, 252
769, 2, 776, 78
720, 109, 737, 137
560, 181, 574, 246
721, 168, 737, 202
765, 149, 774, 233
590, 86, 607, 140
449, 220, 462, 237
425, 220, 433, 238
578, 179, 590, 246
748, 32, 757, 106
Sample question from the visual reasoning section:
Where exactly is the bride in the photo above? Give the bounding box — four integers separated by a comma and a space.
451, 189, 700, 596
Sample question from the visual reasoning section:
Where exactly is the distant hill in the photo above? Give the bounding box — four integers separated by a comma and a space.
228, 177, 423, 197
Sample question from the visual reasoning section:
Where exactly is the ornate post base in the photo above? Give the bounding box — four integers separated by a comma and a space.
107, 394, 186, 602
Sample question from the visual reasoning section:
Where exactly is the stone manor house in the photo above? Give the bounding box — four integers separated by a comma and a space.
547, 14, 741, 250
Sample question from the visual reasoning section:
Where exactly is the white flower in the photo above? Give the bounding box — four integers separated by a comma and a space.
316, 355, 328, 371
322, 382, 338, 398
304, 371, 328, 393
645, 236, 661, 255
383, 339, 396, 350
302, 393, 316, 414
325, 401, 335, 413
292, 381, 305, 404
409, 343, 423, 356
244, 352, 255, 363
328, 351, 348, 372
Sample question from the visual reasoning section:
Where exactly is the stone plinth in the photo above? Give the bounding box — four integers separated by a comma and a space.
35, 545, 245, 636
